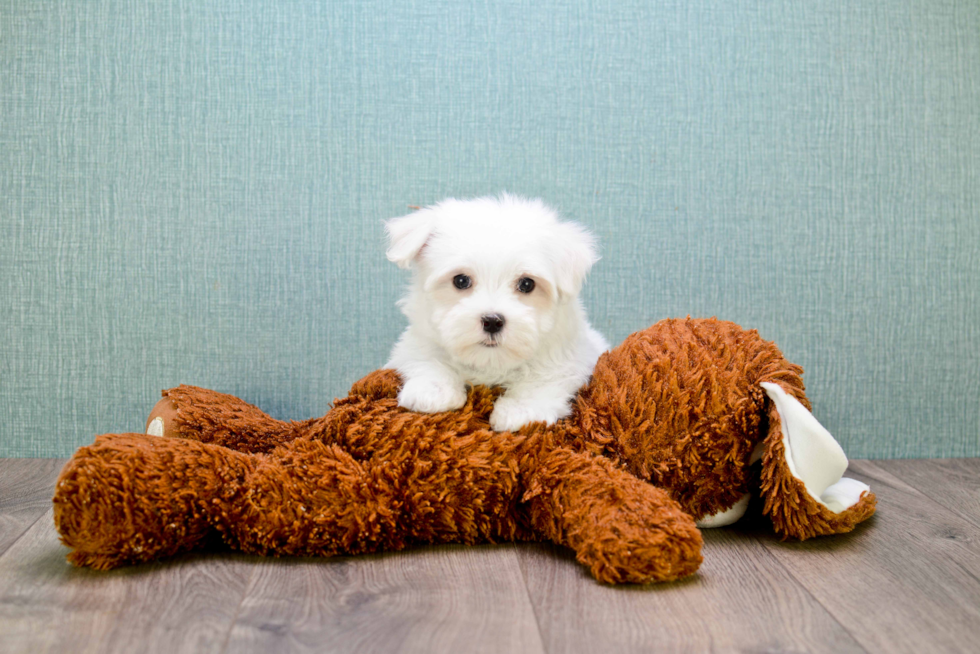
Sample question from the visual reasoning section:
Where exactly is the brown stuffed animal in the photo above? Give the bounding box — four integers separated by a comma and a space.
52, 318, 876, 584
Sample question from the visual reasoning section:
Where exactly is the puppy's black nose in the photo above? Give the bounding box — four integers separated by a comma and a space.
481, 313, 506, 334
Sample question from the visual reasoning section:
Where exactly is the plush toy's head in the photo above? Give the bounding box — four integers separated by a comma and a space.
568, 318, 874, 535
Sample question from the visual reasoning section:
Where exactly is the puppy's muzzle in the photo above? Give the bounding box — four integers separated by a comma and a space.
481, 313, 506, 334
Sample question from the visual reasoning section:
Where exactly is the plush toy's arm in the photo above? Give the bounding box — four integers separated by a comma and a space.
145, 372, 406, 454
521, 446, 702, 583
145, 385, 303, 453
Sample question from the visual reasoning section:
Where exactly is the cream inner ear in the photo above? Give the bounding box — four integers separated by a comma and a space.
760, 382, 870, 513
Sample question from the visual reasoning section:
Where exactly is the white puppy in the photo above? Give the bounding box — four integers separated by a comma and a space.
384, 194, 609, 432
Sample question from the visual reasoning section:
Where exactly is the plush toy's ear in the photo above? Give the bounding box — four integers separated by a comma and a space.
758, 382, 877, 539
552, 221, 599, 298
385, 209, 435, 269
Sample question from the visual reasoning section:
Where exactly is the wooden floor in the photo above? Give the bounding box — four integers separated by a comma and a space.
1, 459, 978, 653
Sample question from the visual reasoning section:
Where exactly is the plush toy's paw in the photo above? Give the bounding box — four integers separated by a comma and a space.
145, 397, 178, 437
578, 508, 703, 584
54, 433, 254, 569
397, 376, 468, 414
489, 395, 570, 432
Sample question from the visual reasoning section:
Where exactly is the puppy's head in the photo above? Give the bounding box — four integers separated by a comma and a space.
385, 194, 598, 371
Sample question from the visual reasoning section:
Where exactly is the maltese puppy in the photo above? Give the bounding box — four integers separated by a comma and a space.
384, 194, 609, 432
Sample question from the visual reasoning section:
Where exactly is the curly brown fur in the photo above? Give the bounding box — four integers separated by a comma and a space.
53, 318, 874, 583
56, 382, 701, 583
760, 400, 877, 539
54, 433, 255, 569
574, 318, 811, 520
154, 385, 302, 452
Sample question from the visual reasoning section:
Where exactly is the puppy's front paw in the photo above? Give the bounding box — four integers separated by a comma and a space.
489, 396, 571, 432
397, 377, 467, 414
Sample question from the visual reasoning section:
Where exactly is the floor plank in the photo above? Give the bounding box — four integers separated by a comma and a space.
517, 530, 866, 654
0, 510, 254, 654
749, 461, 980, 654
223, 545, 546, 654
0, 459, 66, 557
874, 458, 980, 528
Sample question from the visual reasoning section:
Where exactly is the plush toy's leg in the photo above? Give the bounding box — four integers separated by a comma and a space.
758, 382, 876, 539
57, 430, 472, 570
220, 439, 403, 557
144, 385, 300, 453
522, 447, 703, 584
54, 434, 255, 569
220, 432, 529, 559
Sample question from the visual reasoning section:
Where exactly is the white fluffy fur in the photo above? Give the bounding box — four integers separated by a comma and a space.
384, 194, 609, 432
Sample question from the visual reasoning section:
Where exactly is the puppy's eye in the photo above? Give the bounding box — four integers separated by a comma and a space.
453, 274, 471, 290
517, 277, 535, 294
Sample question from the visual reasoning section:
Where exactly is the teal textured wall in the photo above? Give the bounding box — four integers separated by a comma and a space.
1, 1, 978, 458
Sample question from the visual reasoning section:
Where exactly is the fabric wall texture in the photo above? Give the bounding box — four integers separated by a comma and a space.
1, 1, 978, 458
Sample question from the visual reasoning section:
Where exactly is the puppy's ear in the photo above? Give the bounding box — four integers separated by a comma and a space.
553, 221, 599, 298
385, 209, 435, 269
